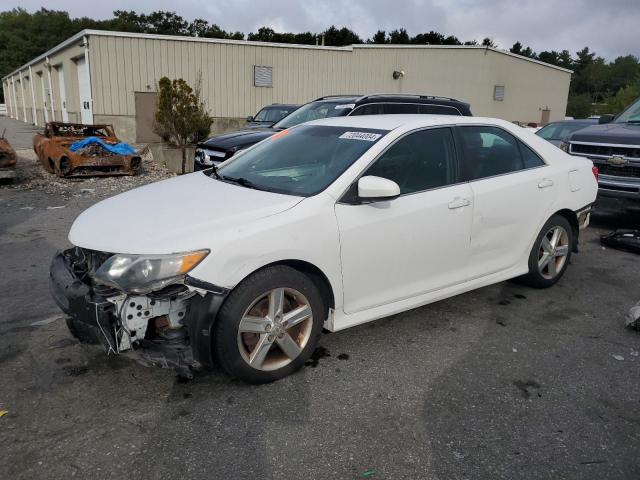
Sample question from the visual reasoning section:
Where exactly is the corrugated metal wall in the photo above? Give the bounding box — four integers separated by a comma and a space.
88, 34, 570, 123
3, 31, 571, 139
2, 41, 86, 126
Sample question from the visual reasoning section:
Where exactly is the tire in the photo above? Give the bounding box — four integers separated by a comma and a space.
43, 157, 55, 174
520, 214, 573, 288
213, 265, 325, 383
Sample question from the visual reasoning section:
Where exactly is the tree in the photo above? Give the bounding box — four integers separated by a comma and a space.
608, 55, 640, 93
566, 93, 592, 118
481, 37, 496, 48
389, 28, 410, 44
410, 31, 461, 45
322, 26, 362, 46
369, 30, 387, 44
557, 50, 574, 70
510, 41, 523, 55
607, 82, 640, 113
154, 75, 213, 173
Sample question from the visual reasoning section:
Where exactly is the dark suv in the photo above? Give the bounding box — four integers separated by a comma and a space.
194, 94, 472, 169
245, 103, 300, 128
564, 96, 640, 211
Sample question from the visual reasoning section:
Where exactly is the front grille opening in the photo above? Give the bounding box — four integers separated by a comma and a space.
597, 163, 640, 178
572, 143, 640, 159
600, 183, 639, 193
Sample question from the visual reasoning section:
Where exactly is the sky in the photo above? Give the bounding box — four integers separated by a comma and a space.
12, 0, 640, 60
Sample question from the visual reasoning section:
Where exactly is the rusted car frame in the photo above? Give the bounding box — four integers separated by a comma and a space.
33, 122, 141, 177
0, 134, 17, 180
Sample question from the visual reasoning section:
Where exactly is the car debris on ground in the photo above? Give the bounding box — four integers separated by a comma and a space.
625, 301, 640, 331
601, 230, 640, 254
33, 122, 142, 177
0, 131, 17, 181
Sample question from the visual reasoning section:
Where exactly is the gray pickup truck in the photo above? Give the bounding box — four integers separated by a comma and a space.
563, 96, 640, 211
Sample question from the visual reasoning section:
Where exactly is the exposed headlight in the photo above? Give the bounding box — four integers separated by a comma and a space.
559, 141, 569, 152
93, 250, 209, 293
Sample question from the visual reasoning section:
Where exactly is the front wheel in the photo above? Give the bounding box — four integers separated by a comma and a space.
213, 266, 325, 383
520, 214, 573, 288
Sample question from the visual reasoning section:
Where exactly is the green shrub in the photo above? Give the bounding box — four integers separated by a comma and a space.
154, 74, 213, 173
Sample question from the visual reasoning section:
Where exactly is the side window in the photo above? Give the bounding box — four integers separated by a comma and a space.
350, 104, 383, 116
458, 126, 525, 180
420, 104, 461, 115
364, 128, 457, 194
381, 103, 421, 114
519, 141, 546, 168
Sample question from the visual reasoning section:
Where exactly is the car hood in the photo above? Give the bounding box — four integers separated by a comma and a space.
569, 122, 640, 145
69, 172, 303, 254
245, 121, 275, 128
199, 128, 276, 150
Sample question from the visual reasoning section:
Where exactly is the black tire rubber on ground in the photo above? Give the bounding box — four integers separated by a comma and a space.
213, 265, 325, 383
519, 214, 573, 289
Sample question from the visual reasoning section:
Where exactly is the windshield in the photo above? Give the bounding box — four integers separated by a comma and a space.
253, 106, 296, 122
274, 100, 355, 129
615, 97, 640, 123
536, 122, 592, 140
216, 125, 387, 197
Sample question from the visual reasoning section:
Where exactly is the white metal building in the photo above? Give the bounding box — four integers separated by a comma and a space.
2, 29, 572, 143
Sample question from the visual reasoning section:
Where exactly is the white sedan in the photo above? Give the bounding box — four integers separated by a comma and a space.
51, 115, 598, 383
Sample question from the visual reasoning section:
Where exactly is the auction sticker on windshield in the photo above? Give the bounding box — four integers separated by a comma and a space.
339, 131, 382, 141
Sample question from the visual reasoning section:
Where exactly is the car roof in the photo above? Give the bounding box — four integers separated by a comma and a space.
307, 94, 472, 116
304, 114, 513, 131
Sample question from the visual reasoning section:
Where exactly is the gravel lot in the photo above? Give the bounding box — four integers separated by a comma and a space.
0, 117, 639, 480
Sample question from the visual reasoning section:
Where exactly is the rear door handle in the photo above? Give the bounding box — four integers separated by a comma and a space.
448, 197, 471, 209
538, 178, 554, 189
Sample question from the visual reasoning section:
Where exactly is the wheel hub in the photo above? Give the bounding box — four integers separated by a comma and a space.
538, 225, 569, 280
237, 287, 313, 371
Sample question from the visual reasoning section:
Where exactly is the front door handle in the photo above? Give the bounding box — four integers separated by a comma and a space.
538, 178, 554, 189
448, 197, 471, 209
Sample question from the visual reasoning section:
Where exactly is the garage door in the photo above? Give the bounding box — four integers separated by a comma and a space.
76, 57, 92, 124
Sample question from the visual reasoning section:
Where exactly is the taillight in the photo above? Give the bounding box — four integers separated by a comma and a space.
592, 166, 599, 181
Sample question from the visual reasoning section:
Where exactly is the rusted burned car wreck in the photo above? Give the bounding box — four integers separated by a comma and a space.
34, 122, 141, 177
0, 134, 17, 180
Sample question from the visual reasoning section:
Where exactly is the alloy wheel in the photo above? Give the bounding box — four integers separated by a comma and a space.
537, 225, 570, 280
237, 288, 313, 371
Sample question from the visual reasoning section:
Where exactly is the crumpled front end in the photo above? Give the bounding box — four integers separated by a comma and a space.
57, 143, 141, 177
49, 247, 225, 377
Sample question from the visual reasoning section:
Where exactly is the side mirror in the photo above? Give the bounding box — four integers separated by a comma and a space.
599, 114, 615, 124
246, 116, 254, 122
358, 176, 401, 201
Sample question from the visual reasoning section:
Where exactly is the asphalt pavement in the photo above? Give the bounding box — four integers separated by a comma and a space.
0, 116, 639, 480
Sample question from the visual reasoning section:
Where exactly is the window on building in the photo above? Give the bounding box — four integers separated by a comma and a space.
494, 85, 505, 101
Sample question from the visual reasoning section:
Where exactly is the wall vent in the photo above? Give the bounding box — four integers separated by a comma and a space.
254, 66, 273, 87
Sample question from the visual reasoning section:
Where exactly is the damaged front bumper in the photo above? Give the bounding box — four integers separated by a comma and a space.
50, 248, 229, 377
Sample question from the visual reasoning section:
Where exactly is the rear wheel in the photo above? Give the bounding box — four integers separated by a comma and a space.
42, 157, 55, 174
520, 214, 573, 288
213, 266, 325, 383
